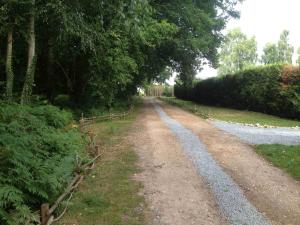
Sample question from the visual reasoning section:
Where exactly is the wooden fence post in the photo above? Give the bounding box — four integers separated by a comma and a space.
95, 145, 100, 155
79, 113, 84, 132
41, 203, 50, 225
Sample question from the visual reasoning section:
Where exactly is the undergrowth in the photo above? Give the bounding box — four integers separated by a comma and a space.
58, 105, 146, 225
0, 102, 87, 225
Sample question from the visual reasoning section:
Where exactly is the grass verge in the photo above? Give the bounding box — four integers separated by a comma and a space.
58, 107, 146, 225
160, 97, 300, 127
255, 145, 300, 180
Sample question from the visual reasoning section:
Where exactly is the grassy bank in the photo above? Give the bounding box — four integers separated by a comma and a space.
160, 97, 300, 127
255, 145, 300, 180
58, 107, 146, 225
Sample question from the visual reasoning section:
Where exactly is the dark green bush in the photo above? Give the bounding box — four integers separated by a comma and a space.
0, 102, 86, 224
175, 64, 300, 119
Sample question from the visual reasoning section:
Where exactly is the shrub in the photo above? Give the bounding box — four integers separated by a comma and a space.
0, 102, 86, 224
175, 64, 300, 119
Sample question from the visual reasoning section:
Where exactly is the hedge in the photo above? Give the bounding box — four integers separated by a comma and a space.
175, 64, 300, 119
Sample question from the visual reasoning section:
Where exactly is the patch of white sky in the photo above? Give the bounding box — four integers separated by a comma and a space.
167, 0, 300, 85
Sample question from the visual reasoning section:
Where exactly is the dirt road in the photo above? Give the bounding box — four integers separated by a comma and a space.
129, 99, 300, 225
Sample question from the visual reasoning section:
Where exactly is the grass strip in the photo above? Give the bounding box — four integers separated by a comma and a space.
58, 108, 146, 225
255, 144, 300, 180
160, 97, 300, 127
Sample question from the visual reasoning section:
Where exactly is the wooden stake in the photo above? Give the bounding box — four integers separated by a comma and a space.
41, 203, 50, 225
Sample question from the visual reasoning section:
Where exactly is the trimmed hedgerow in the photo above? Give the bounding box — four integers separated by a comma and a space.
0, 102, 86, 225
175, 64, 300, 119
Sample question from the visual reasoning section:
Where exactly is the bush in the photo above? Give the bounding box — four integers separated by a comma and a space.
0, 102, 86, 224
175, 64, 300, 119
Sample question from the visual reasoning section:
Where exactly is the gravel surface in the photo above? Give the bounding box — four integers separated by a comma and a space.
153, 102, 271, 225
211, 120, 300, 145
131, 101, 227, 225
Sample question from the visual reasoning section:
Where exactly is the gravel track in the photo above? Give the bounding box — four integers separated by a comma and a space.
211, 120, 300, 145
153, 102, 271, 225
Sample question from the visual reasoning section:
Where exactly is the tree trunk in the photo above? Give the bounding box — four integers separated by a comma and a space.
21, 13, 36, 105
6, 29, 14, 101
46, 44, 55, 100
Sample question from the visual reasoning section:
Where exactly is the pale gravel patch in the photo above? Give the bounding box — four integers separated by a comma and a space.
153, 102, 272, 225
211, 120, 300, 145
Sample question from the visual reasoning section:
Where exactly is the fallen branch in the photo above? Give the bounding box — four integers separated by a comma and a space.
46, 216, 54, 225
44, 175, 83, 225
52, 191, 74, 222
49, 174, 82, 215
42, 153, 101, 224
41, 106, 121, 224
81, 153, 103, 169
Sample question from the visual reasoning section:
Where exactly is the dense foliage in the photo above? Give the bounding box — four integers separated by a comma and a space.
0, 0, 240, 104
0, 1, 240, 223
261, 30, 294, 65
0, 102, 86, 224
218, 28, 258, 76
175, 65, 300, 119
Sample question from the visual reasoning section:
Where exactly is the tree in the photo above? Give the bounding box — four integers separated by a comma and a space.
150, 0, 241, 87
0, 1, 244, 223
297, 47, 300, 65
5, 26, 14, 100
21, 0, 36, 104
0, 0, 240, 105
0, 0, 29, 100
261, 30, 294, 65
0, 1, 15, 100
261, 43, 279, 65
218, 28, 258, 75
277, 30, 294, 64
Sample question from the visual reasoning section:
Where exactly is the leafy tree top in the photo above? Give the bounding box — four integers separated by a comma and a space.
218, 28, 257, 76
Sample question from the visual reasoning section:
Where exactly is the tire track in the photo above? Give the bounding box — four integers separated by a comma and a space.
153, 101, 271, 225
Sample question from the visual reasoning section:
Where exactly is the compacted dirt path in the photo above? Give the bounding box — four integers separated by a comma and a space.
129, 99, 300, 225
130, 101, 227, 225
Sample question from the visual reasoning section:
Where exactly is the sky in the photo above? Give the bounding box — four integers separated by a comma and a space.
167, 0, 300, 84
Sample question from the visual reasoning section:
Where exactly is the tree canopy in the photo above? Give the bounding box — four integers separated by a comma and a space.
0, 1, 244, 223
0, 0, 240, 106
277, 30, 294, 64
261, 43, 279, 65
151, 0, 240, 87
218, 28, 257, 75
261, 30, 294, 65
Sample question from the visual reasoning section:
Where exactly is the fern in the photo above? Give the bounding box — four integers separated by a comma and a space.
0, 102, 87, 224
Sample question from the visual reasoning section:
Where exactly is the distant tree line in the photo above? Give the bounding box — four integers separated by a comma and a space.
218, 29, 298, 76
145, 84, 174, 97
